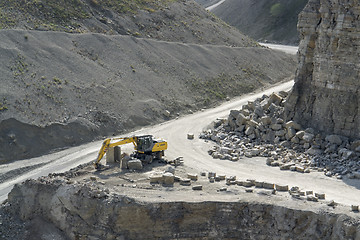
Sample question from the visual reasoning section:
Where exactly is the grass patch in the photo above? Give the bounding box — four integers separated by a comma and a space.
270, 3, 284, 17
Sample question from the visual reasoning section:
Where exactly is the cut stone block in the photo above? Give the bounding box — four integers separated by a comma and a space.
150, 175, 163, 184
106, 147, 115, 164
263, 182, 274, 189
114, 146, 121, 162
120, 153, 130, 169
192, 185, 203, 190
243, 181, 254, 187
208, 172, 216, 178
180, 178, 191, 186
127, 159, 143, 170
275, 184, 289, 191
218, 174, 226, 180
315, 193, 325, 200
351, 205, 359, 212
187, 133, 194, 140
187, 173, 198, 181
307, 196, 318, 202
163, 172, 174, 185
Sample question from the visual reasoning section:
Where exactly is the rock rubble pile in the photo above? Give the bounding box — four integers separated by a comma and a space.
201, 92, 360, 178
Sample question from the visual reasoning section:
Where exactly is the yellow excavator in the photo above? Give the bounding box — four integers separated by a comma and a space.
94, 135, 167, 169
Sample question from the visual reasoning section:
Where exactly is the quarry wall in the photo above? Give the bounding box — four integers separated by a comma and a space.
285, 0, 360, 139
7, 178, 360, 240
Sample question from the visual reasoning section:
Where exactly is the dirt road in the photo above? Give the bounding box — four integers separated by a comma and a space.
206, 0, 226, 11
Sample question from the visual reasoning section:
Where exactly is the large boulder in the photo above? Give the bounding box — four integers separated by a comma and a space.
325, 135, 343, 145
127, 159, 143, 170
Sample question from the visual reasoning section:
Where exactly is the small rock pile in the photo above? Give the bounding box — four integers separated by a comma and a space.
201, 92, 360, 178
149, 166, 201, 189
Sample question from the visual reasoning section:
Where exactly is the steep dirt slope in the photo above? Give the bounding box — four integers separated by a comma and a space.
0, 0, 257, 47
201, 0, 308, 45
195, 0, 220, 8
0, 30, 296, 162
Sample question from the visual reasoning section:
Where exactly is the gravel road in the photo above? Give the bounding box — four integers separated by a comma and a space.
205, 0, 226, 11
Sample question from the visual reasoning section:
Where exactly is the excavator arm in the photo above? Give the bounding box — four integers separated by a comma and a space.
94, 137, 137, 168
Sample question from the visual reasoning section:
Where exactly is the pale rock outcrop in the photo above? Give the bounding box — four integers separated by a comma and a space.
285, 0, 360, 139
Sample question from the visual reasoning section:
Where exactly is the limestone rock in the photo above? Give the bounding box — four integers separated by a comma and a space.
187, 173, 198, 181
127, 159, 143, 170
275, 184, 288, 192
187, 133, 194, 140
180, 178, 191, 186
150, 175, 163, 184
302, 133, 314, 143
305, 147, 322, 156
163, 172, 174, 185
285, 121, 302, 131
208, 172, 216, 178
285, 0, 360, 139
236, 113, 249, 126
263, 182, 274, 190
315, 193, 325, 200
325, 135, 343, 145
270, 124, 282, 131
192, 185, 203, 190
120, 153, 130, 169
351, 205, 359, 212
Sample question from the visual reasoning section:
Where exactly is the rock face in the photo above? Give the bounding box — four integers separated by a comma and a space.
7, 178, 360, 240
285, 0, 360, 139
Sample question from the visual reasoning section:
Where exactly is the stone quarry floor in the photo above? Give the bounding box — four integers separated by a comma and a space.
63, 160, 360, 219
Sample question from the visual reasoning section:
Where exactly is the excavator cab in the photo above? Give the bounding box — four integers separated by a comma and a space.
136, 135, 154, 153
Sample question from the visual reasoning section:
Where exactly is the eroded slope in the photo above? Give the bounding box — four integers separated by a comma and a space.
0, 30, 296, 162
0, 0, 257, 47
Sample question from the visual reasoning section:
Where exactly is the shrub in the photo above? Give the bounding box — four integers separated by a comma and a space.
270, 3, 284, 17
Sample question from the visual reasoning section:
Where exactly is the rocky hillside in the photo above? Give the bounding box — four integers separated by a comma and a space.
0, 0, 257, 47
0, 29, 296, 162
285, 0, 360, 139
194, 0, 219, 8
200, 0, 308, 45
0, 0, 287, 163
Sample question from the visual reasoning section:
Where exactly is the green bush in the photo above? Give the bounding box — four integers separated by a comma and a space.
270, 3, 284, 17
